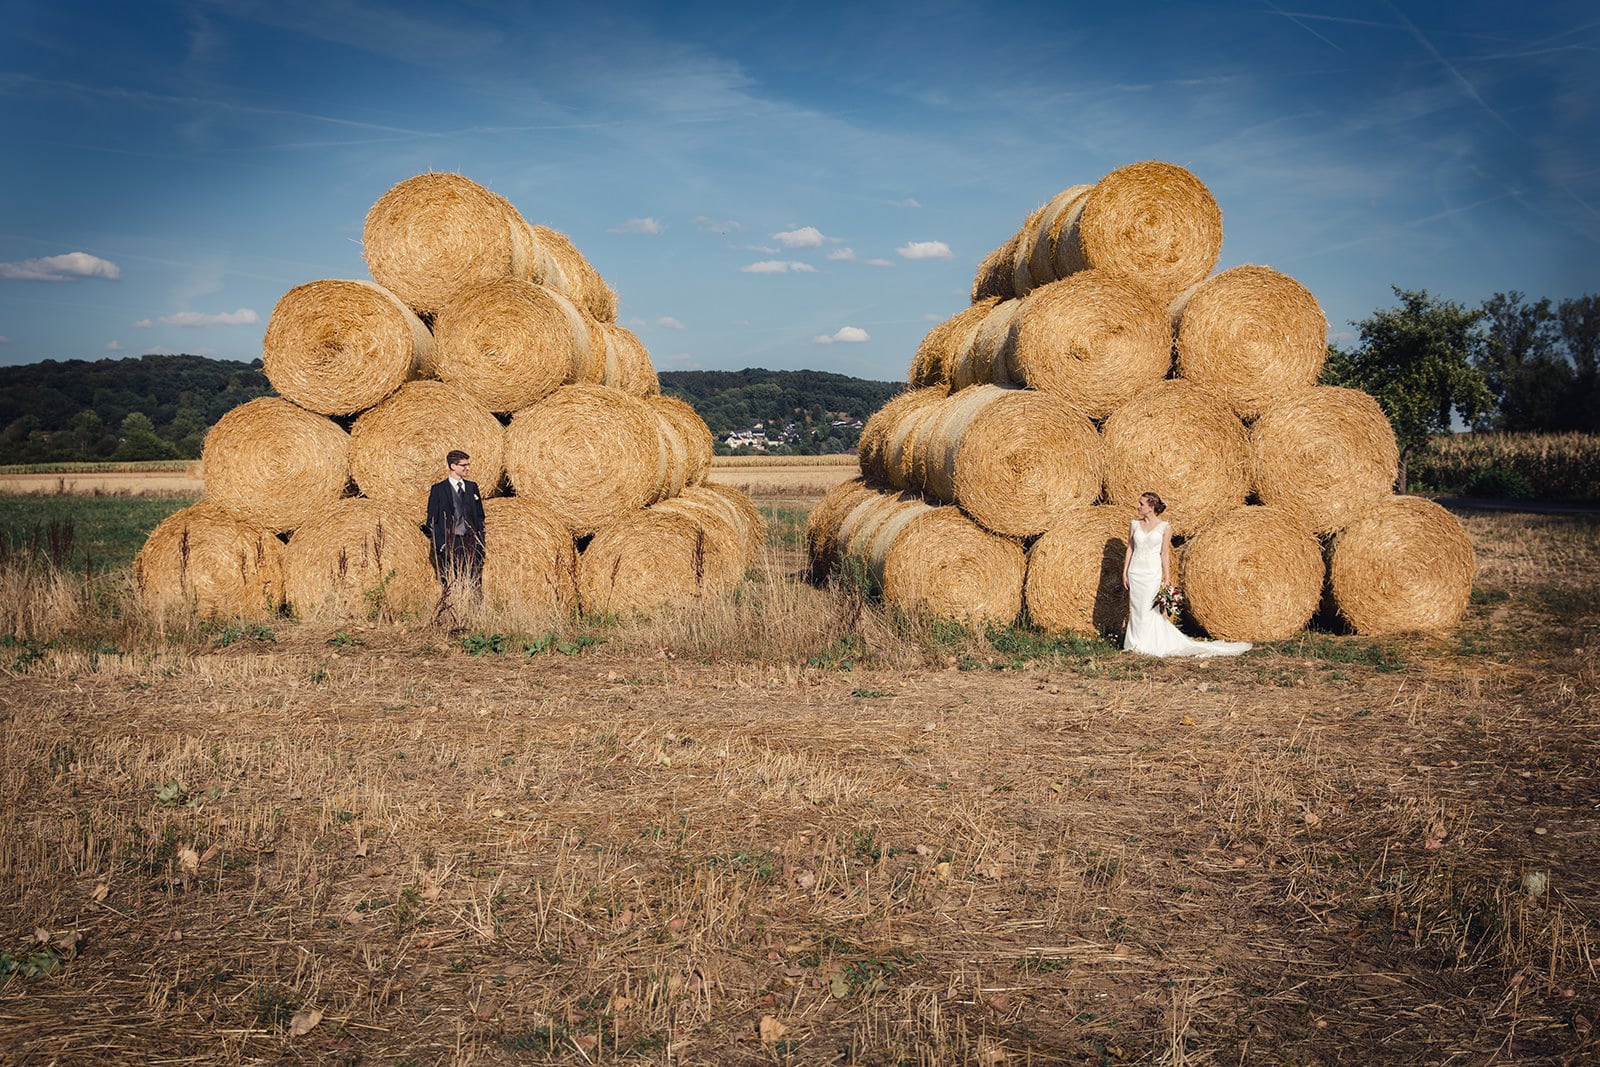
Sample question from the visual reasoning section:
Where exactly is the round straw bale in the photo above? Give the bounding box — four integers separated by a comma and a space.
135, 502, 285, 618
261, 279, 430, 415
527, 223, 618, 323
1172, 265, 1329, 419
480, 496, 579, 619
1051, 162, 1222, 301
837, 492, 1025, 627
949, 299, 1027, 391
971, 232, 1021, 303
504, 384, 663, 536
1002, 271, 1172, 417
647, 394, 714, 487
1011, 184, 1094, 298
200, 397, 350, 533
698, 482, 767, 555
349, 381, 505, 522
597, 323, 660, 396
1329, 495, 1475, 634
804, 476, 876, 581
1101, 380, 1250, 536
283, 498, 437, 621
362, 173, 532, 317
579, 509, 746, 617
1251, 386, 1399, 534
651, 484, 764, 571
430, 278, 589, 413
1181, 505, 1323, 641
1024, 506, 1132, 636
859, 386, 944, 487
916, 385, 1101, 538
910, 298, 1000, 388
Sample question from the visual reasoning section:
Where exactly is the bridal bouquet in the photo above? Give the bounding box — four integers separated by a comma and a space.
1153, 584, 1184, 622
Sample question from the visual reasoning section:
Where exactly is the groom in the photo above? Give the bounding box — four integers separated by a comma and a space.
425, 449, 486, 600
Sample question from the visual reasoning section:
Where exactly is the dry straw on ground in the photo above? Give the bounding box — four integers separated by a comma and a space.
283, 498, 437, 621
527, 223, 618, 323
504, 384, 666, 536
578, 510, 746, 617
1023, 505, 1132, 636
909, 297, 1001, 388
1252, 386, 1400, 534
260, 279, 431, 415
1002, 270, 1172, 417
429, 278, 588, 414
479, 496, 579, 620
362, 173, 532, 318
348, 381, 505, 522
199, 397, 351, 533
835, 490, 1025, 626
134, 502, 285, 618
915, 384, 1101, 538
1330, 495, 1476, 634
1181, 505, 1325, 642
858, 386, 945, 488
1172, 265, 1329, 419
1101, 380, 1250, 536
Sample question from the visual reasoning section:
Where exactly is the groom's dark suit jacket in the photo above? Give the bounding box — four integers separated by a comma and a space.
424, 477, 486, 558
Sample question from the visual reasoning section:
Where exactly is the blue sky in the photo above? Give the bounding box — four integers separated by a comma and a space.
1, 0, 1596, 382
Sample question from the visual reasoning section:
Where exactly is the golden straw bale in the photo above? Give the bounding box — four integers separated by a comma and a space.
859, 386, 943, 487
283, 498, 438, 621
262, 279, 430, 415
804, 476, 875, 580
480, 496, 579, 619
915, 385, 1101, 538
647, 395, 715, 487
578, 509, 746, 617
349, 381, 505, 522
1001, 270, 1171, 417
837, 490, 1025, 627
1182, 505, 1324, 641
597, 323, 660, 396
949, 299, 1027, 391
971, 232, 1021, 303
431, 278, 589, 414
200, 397, 351, 533
1024, 506, 1132, 636
527, 224, 618, 323
1101, 380, 1250, 536
362, 173, 532, 317
504, 384, 664, 536
1172, 265, 1329, 419
1050, 162, 1222, 301
910, 298, 1000, 388
1329, 495, 1475, 634
135, 502, 285, 618
1011, 184, 1094, 298
651, 484, 765, 571
1251, 386, 1399, 534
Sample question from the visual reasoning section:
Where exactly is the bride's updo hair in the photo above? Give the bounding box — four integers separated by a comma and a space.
1140, 491, 1167, 514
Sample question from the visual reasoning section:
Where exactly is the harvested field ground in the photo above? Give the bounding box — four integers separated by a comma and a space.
0, 487, 1597, 1065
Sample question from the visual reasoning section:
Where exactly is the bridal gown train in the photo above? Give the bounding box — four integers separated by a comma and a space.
1123, 520, 1252, 658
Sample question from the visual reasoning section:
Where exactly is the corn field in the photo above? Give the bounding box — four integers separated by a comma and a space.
1412, 431, 1600, 499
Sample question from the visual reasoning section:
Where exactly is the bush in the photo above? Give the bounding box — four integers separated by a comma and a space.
1464, 466, 1535, 500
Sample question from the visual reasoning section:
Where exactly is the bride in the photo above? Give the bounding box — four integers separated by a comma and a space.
1122, 492, 1251, 658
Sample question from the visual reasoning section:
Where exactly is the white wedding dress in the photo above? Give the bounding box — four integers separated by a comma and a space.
1123, 520, 1252, 658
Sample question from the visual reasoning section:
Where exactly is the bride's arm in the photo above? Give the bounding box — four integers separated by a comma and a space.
1122, 522, 1134, 589
1160, 525, 1173, 586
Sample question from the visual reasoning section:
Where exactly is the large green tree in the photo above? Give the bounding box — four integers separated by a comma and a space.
1324, 288, 1492, 492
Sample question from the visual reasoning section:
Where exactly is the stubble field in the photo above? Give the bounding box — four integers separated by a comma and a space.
0, 468, 1596, 1065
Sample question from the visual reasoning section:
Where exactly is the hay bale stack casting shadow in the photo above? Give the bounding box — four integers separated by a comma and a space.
362, 173, 532, 318
909, 297, 1001, 388
1101, 380, 1250, 536
646, 395, 715, 490
480, 496, 579, 620
578, 509, 747, 617
261, 279, 431, 416
505, 384, 666, 536
135, 503, 285, 618
350, 381, 505, 522
200, 397, 351, 533
284, 499, 437, 621
1024, 506, 1132, 636
1251, 386, 1399, 534
431, 278, 591, 414
1182, 506, 1324, 642
1330, 495, 1475, 634
527, 224, 617, 323
1172, 265, 1329, 420
915, 385, 1101, 538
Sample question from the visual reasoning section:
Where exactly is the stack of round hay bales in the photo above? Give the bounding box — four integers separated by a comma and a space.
139, 170, 758, 622
829, 159, 1474, 639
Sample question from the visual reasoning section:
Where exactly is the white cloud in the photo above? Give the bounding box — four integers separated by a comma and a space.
890, 198, 923, 208
866, 258, 894, 268
694, 216, 742, 234
609, 217, 663, 235
826, 248, 857, 261
105, 340, 123, 350
740, 260, 816, 273
898, 241, 954, 260
656, 316, 686, 329
813, 326, 871, 344
0, 251, 121, 282
134, 308, 260, 328
772, 226, 825, 248
745, 244, 780, 254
